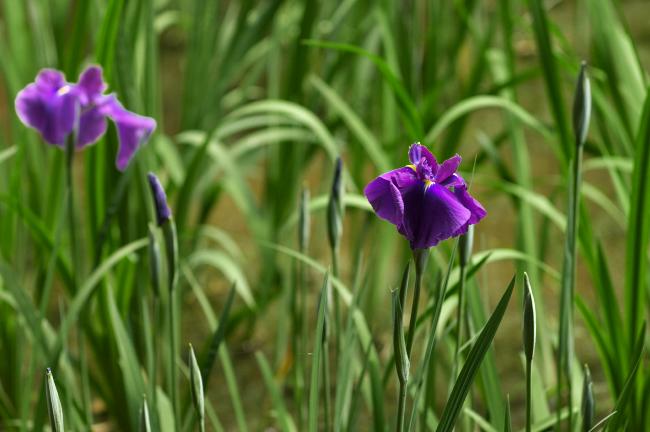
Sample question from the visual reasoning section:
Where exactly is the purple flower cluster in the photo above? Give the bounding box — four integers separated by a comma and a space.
364, 143, 486, 249
15, 66, 156, 170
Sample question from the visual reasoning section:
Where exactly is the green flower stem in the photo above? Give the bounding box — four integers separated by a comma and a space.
322, 338, 331, 432
151, 296, 160, 429
526, 359, 532, 432
558, 143, 583, 431
406, 249, 429, 355
396, 380, 407, 432
453, 263, 468, 376
395, 266, 410, 432
168, 286, 179, 430
161, 220, 179, 430
65, 135, 79, 291
332, 248, 341, 352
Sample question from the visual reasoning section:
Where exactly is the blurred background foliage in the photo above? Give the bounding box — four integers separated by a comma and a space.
0, 0, 649, 430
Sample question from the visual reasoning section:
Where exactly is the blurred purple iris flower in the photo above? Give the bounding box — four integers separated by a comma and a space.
15, 66, 156, 171
364, 143, 486, 249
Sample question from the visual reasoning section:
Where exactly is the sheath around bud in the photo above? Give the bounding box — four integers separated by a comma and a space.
148, 224, 162, 297
459, 225, 474, 268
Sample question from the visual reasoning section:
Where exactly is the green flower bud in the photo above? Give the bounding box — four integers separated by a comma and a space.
523, 272, 536, 363
581, 364, 594, 432
327, 158, 344, 251
573, 61, 591, 147
45, 368, 64, 432
139, 395, 151, 432
299, 187, 310, 252
189, 344, 205, 432
148, 224, 162, 297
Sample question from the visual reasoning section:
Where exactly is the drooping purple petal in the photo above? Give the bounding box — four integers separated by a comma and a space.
15, 79, 77, 146
77, 106, 108, 148
102, 97, 156, 171
454, 185, 487, 225
364, 166, 418, 226
435, 154, 461, 183
440, 173, 465, 188
399, 182, 471, 249
77, 66, 107, 103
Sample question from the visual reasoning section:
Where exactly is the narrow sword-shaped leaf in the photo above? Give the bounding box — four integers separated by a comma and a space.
435, 275, 515, 432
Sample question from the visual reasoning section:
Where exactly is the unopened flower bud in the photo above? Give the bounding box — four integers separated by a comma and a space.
147, 173, 172, 226
45, 368, 64, 432
299, 187, 310, 252
581, 364, 594, 432
139, 395, 151, 432
189, 344, 205, 432
573, 61, 591, 147
327, 158, 344, 251
523, 272, 537, 363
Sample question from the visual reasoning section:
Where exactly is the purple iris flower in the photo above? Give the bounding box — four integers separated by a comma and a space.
364, 143, 486, 249
15, 65, 156, 171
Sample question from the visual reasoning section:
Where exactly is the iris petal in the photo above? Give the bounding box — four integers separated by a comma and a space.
454, 185, 486, 225
77, 66, 107, 103
436, 154, 461, 183
440, 173, 465, 188
364, 166, 418, 225
408, 143, 438, 169
35, 69, 66, 92
15, 82, 77, 146
77, 106, 108, 148
103, 97, 156, 170
400, 182, 471, 249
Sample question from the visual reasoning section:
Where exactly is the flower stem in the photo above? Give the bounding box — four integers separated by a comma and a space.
557, 143, 583, 431
396, 379, 407, 432
168, 286, 179, 430
406, 249, 428, 355
526, 359, 532, 432
453, 263, 467, 376
65, 136, 79, 291
332, 248, 341, 351
322, 339, 331, 432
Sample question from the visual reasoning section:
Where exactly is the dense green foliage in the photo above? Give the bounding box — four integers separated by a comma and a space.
0, 0, 648, 430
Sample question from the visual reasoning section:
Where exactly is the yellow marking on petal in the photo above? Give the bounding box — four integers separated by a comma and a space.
407, 164, 416, 172
57, 85, 71, 96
